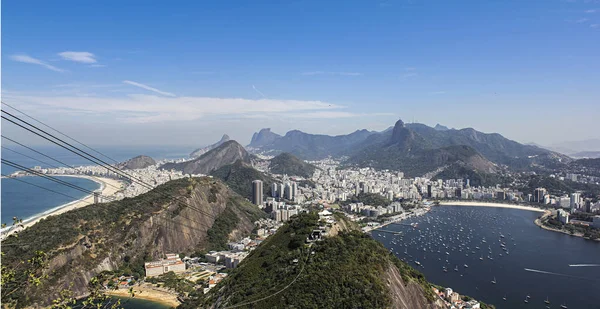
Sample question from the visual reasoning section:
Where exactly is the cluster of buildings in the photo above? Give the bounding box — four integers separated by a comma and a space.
144, 253, 187, 277
342, 201, 404, 217
433, 287, 481, 309
22, 163, 189, 199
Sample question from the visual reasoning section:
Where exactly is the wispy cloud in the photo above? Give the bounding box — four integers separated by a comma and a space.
191, 71, 215, 75
591, 23, 600, 28
2, 93, 352, 123
585, 9, 597, 13
430, 91, 446, 95
58, 51, 97, 63
89, 64, 106, 68
301, 71, 363, 76
10, 54, 65, 72
575, 17, 590, 23
252, 85, 266, 98
123, 80, 176, 97
400, 73, 418, 80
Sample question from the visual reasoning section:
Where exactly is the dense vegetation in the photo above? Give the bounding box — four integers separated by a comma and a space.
341, 192, 391, 207
210, 160, 275, 200
1, 177, 262, 307
433, 164, 510, 187
518, 175, 600, 198
199, 213, 438, 309
544, 217, 600, 240
268, 152, 317, 178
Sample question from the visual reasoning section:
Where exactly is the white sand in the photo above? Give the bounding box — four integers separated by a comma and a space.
2, 176, 124, 236
438, 200, 545, 213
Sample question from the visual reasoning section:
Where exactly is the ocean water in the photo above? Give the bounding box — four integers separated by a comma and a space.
373, 206, 600, 309
1, 176, 100, 225
1, 145, 192, 226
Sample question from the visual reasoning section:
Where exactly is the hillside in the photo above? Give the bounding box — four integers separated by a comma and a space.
1, 177, 265, 307
117, 155, 156, 170
433, 163, 510, 187
347, 120, 497, 177
189, 134, 230, 158
162, 140, 250, 175
210, 160, 276, 200
198, 213, 446, 309
268, 152, 317, 178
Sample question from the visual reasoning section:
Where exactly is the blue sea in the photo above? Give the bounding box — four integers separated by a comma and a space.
1, 145, 192, 227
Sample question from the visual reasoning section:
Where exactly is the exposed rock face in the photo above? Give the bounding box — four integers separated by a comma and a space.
117, 155, 156, 170
249, 128, 282, 148
190, 134, 231, 158
162, 140, 250, 175
2, 178, 263, 306
383, 263, 445, 309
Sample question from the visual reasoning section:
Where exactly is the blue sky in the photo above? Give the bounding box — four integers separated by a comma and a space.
2, 0, 599, 147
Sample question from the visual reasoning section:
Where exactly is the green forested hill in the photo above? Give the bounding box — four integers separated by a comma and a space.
196, 213, 444, 309
268, 152, 317, 178
210, 160, 276, 200
1, 177, 264, 308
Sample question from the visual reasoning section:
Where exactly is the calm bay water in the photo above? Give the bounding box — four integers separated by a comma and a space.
373, 206, 600, 309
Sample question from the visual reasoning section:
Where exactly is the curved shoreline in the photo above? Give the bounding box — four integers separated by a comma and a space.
438, 201, 599, 241
1, 175, 124, 237
437, 200, 546, 213
105, 286, 180, 308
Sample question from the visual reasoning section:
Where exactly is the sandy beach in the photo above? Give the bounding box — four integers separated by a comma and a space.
438, 200, 546, 213
2, 175, 124, 237
104, 285, 180, 308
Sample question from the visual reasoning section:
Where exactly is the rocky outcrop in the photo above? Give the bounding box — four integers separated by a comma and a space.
190, 134, 231, 158
2, 178, 264, 307
117, 155, 156, 170
162, 140, 250, 175
248, 128, 282, 148
383, 263, 445, 309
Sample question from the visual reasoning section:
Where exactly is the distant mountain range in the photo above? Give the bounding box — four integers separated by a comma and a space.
189, 134, 231, 158
162, 140, 251, 175
248, 128, 374, 159
247, 119, 569, 176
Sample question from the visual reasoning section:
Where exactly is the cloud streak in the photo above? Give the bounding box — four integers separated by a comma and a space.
10, 54, 65, 72
123, 80, 176, 97
2, 93, 361, 123
58, 51, 97, 63
301, 71, 362, 76
252, 85, 266, 98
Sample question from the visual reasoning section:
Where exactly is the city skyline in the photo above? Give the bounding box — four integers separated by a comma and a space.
2, 0, 599, 147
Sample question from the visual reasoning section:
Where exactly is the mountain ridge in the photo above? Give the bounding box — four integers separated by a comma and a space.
162, 140, 251, 175
190, 134, 231, 158
1, 177, 265, 307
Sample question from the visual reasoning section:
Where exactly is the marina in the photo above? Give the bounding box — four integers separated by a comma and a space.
373, 205, 600, 309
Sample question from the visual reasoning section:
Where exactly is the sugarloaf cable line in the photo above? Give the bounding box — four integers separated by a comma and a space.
1, 112, 218, 221
1, 101, 119, 164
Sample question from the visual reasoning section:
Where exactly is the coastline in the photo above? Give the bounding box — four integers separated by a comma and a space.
437, 200, 546, 213
1, 175, 123, 237
105, 285, 180, 308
